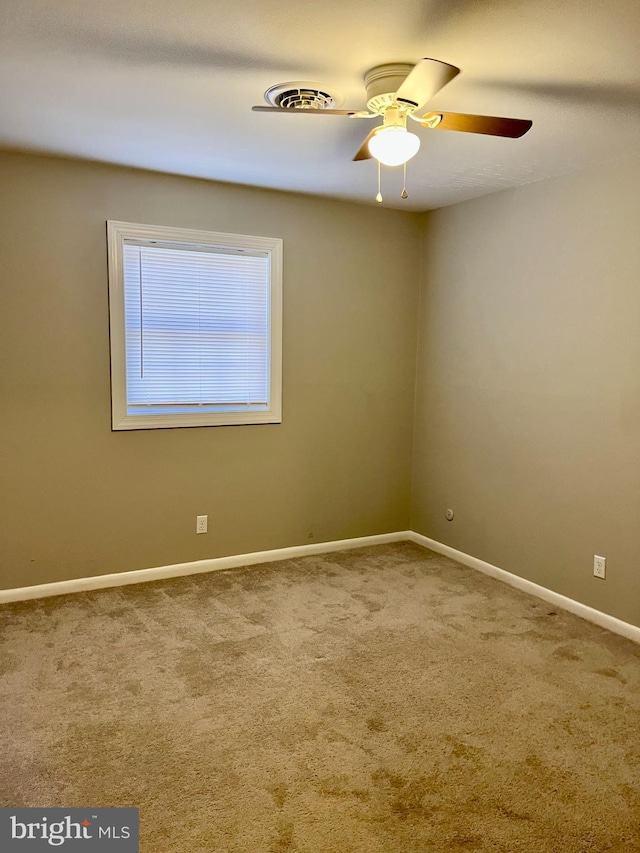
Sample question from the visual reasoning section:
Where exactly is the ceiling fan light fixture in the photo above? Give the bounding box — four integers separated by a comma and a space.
368, 126, 421, 167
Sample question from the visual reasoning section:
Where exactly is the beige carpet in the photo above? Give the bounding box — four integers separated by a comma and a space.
1, 542, 640, 852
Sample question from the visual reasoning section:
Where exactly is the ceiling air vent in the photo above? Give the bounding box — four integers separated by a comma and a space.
264, 82, 344, 111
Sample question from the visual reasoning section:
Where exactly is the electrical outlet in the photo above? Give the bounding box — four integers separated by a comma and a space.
196, 515, 208, 534
593, 555, 606, 579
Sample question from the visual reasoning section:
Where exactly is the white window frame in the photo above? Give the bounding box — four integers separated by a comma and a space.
107, 220, 282, 430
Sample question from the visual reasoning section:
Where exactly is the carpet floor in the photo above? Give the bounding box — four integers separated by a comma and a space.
1, 542, 639, 851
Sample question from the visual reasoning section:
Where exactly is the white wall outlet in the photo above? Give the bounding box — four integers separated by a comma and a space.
593, 555, 606, 579
196, 515, 208, 534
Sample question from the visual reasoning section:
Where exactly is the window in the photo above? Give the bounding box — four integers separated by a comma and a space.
107, 221, 282, 430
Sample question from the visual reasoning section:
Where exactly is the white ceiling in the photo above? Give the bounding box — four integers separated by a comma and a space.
0, 0, 639, 210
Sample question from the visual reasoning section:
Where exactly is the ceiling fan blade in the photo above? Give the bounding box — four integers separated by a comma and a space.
394, 58, 460, 109
419, 111, 533, 138
252, 106, 374, 117
353, 128, 379, 161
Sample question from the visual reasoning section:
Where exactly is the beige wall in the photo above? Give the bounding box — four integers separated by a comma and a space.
4, 147, 640, 630
0, 151, 421, 588
412, 156, 640, 627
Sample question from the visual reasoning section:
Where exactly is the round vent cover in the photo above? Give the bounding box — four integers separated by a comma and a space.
264, 81, 344, 110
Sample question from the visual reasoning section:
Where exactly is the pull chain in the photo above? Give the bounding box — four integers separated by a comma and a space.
376, 160, 383, 203
401, 161, 408, 199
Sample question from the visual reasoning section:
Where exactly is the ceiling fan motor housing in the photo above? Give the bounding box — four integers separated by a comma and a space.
364, 64, 416, 113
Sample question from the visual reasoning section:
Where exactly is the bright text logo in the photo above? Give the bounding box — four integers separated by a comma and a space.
0, 809, 138, 851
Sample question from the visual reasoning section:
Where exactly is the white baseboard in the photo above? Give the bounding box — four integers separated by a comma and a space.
2, 530, 639, 646
0, 531, 411, 604
408, 531, 640, 645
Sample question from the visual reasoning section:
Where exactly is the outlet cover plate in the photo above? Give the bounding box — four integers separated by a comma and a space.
593, 555, 606, 579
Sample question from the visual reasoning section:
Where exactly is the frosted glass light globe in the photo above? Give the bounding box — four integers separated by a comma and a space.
368, 127, 421, 166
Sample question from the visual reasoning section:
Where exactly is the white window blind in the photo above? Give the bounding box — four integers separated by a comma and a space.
124, 241, 270, 414
108, 222, 283, 430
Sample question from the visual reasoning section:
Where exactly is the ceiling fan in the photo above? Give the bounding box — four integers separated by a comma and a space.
252, 59, 533, 201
